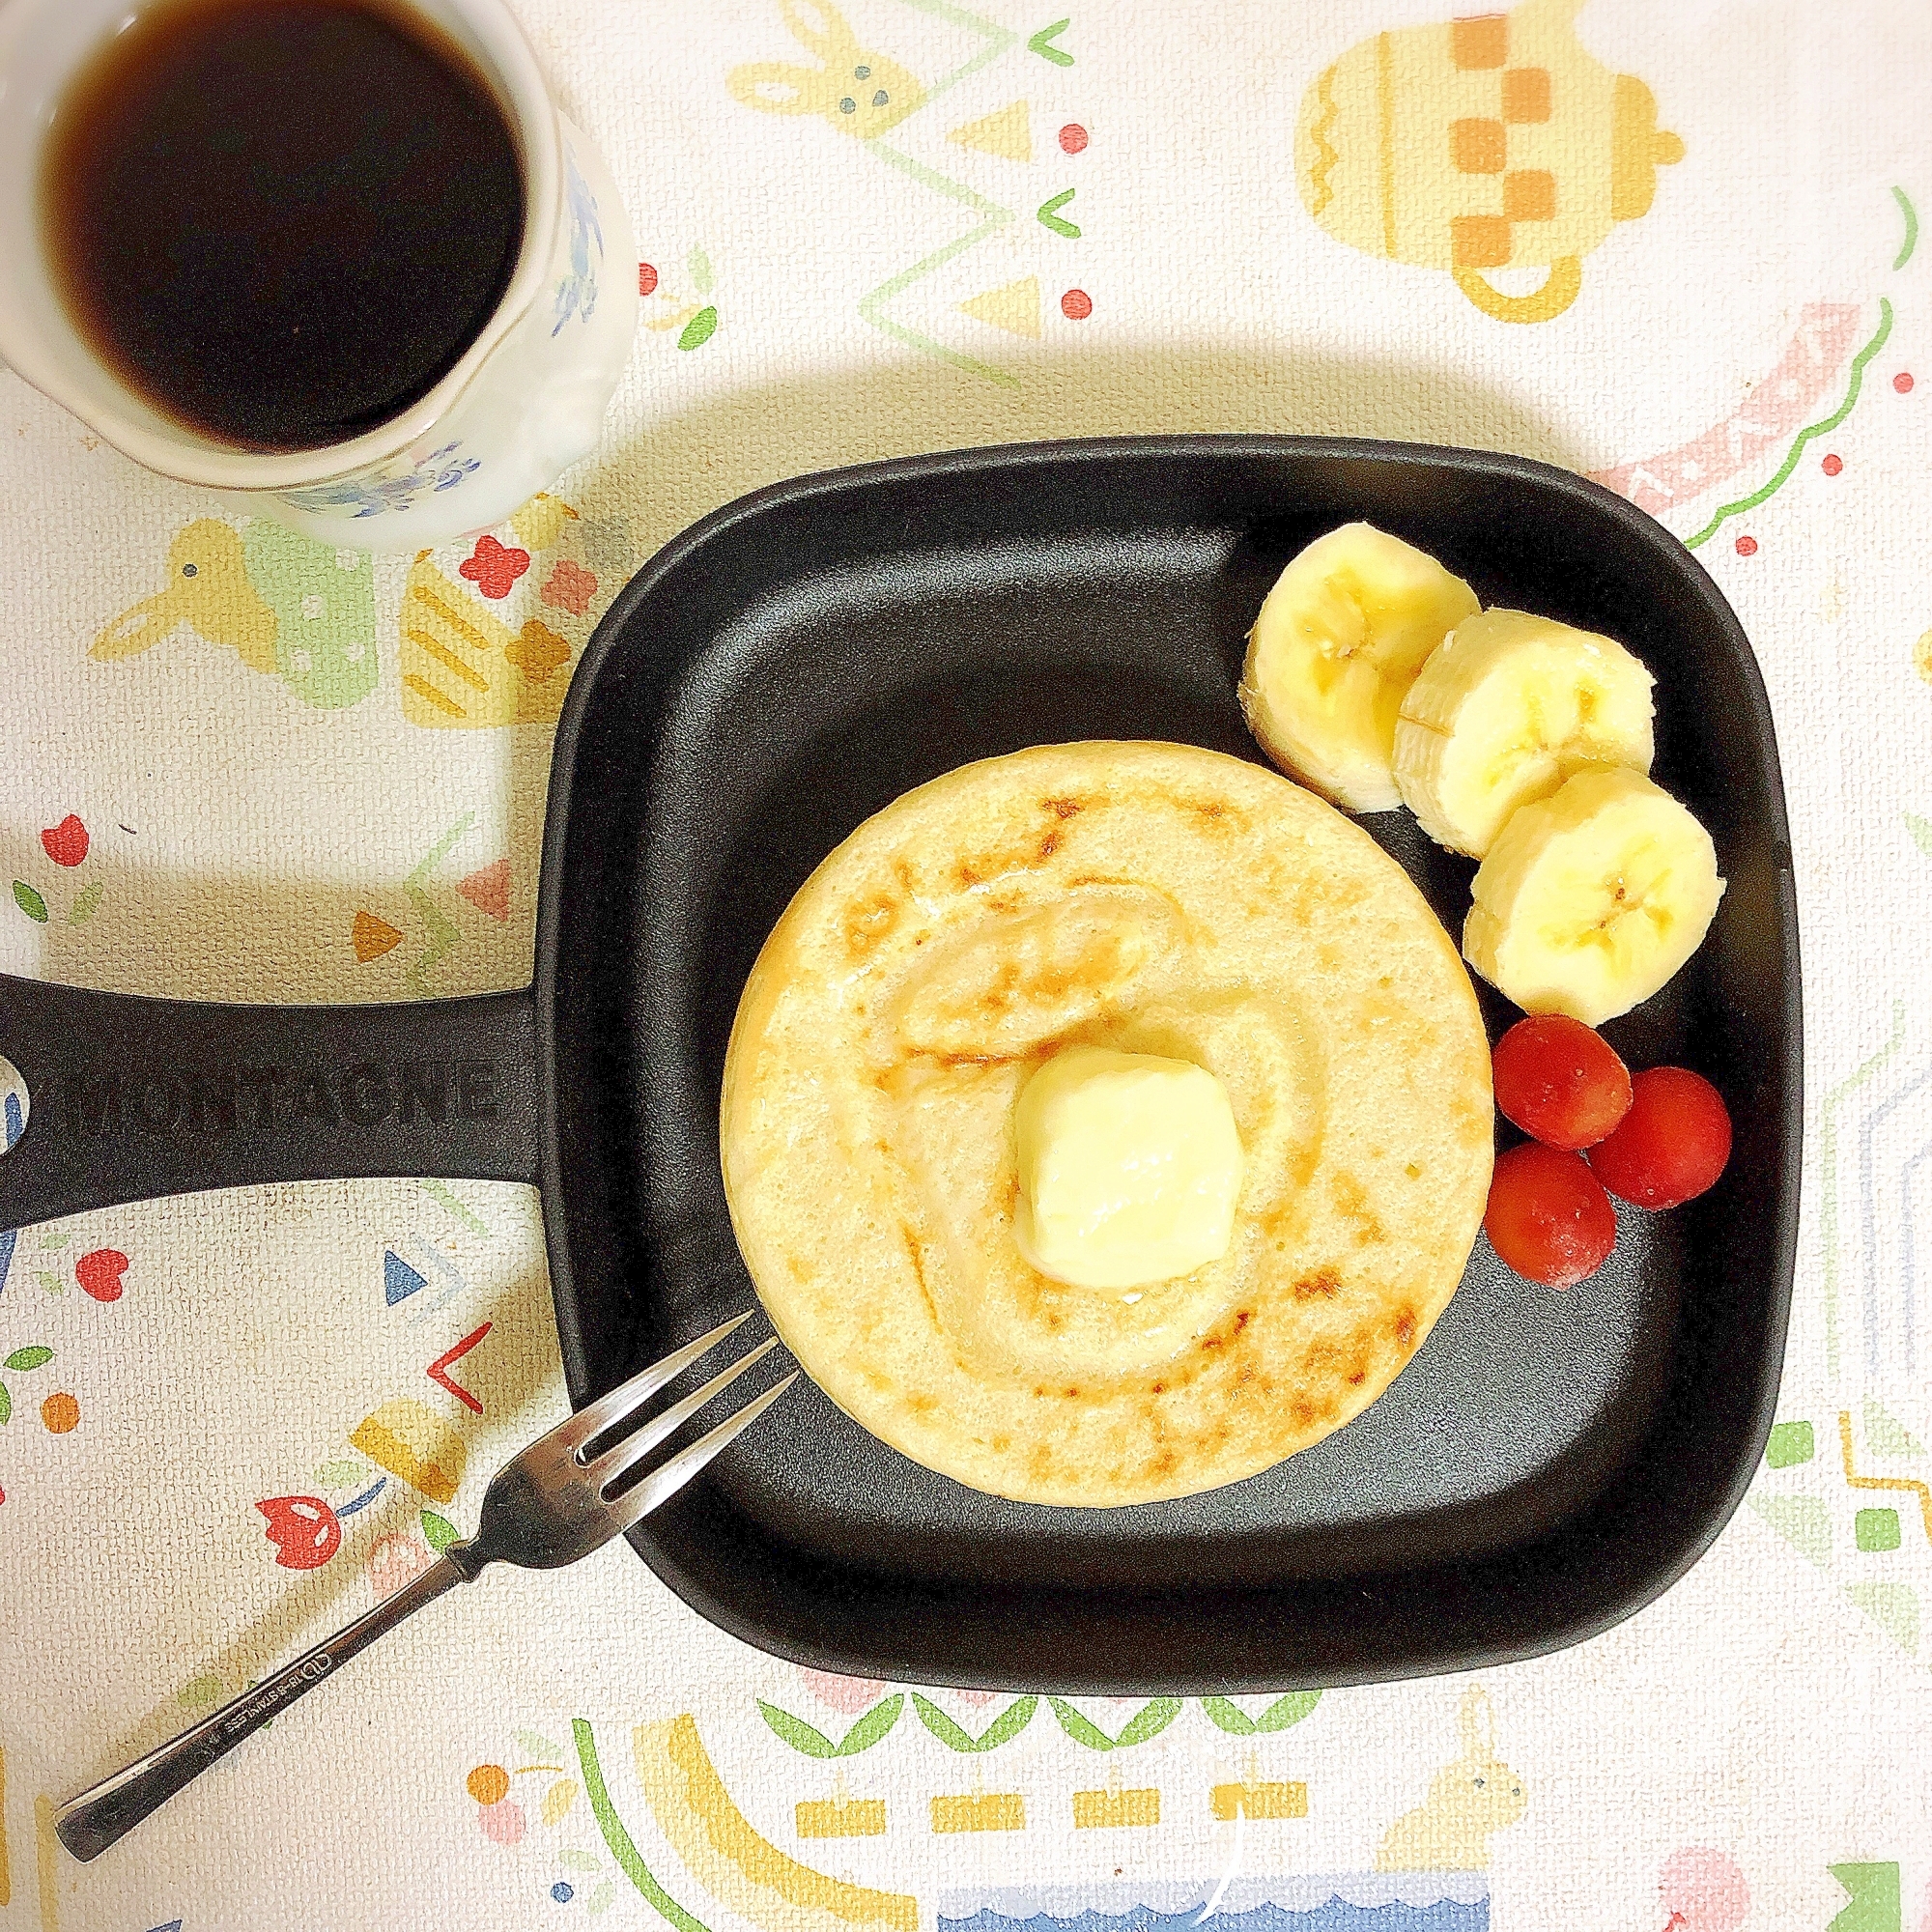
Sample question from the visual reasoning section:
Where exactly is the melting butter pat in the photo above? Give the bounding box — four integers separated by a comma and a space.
1013, 1046, 1243, 1291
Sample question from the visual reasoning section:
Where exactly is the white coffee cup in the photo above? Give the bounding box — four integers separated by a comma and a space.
0, 0, 636, 548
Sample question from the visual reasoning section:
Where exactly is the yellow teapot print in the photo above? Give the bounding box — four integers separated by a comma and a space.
1297, 0, 1684, 323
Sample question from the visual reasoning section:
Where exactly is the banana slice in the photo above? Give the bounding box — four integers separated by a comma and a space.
1393, 610, 1656, 858
1240, 523, 1479, 812
1464, 767, 1723, 1026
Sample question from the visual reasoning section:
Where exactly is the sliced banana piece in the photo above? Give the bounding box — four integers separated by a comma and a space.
1240, 523, 1479, 812
1394, 610, 1656, 858
1464, 767, 1723, 1027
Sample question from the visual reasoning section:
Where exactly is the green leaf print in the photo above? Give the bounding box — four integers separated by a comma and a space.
1908, 812, 1932, 859
4, 1347, 52, 1372
688, 247, 714, 297
420, 1509, 459, 1552
13, 881, 48, 923
0, 1380, 11, 1424
678, 306, 719, 351
755, 1701, 839, 1757
1116, 1697, 1184, 1747
68, 880, 103, 925
1201, 1690, 1322, 1735
1047, 1696, 1117, 1749
832, 1692, 904, 1755
912, 1691, 1037, 1751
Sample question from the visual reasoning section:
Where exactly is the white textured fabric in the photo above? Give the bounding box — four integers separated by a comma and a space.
2, 3, 1929, 1928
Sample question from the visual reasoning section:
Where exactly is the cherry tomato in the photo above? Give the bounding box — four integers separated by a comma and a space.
1492, 1015, 1633, 1150
1588, 1066, 1731, 1208
1484, 1142, 1618, 1289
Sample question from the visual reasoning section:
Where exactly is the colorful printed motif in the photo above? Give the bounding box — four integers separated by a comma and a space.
1295, 0, 1684, 322
11, 811, 108, 936
641, 246, 723, 351
1591, 187, 1917, 554
726, 0, 1095, 384
1747, 999, 1932, 1657
468, 1689, 1528, 1929
91, 520, 377, 709
87, 493, 622, 726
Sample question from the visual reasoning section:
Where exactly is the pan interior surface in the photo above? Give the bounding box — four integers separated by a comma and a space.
538, 440, 1798, 1690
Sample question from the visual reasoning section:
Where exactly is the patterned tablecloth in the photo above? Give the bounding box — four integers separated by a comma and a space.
3, 1, 1930, 1926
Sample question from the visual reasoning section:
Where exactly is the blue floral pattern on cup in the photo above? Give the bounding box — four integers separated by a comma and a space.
276, 440, 481, 521
553, 142, 604, 335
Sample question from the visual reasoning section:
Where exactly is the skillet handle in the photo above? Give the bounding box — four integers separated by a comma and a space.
0, 974, 540, 1229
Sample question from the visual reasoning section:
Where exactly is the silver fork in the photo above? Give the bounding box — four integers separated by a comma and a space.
54, 1314, 795, 1861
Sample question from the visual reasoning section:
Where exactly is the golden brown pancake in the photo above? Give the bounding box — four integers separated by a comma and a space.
721, 742, 1493, 1506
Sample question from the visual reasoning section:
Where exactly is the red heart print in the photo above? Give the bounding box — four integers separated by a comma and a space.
76, 1248, 128, 1301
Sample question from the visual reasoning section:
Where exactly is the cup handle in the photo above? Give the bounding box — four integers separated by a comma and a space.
1453, 257, 1582, 324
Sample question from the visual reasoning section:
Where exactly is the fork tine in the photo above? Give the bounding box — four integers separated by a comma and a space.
588, 1336, 781, 1489
558, 1311, 753, 1456
608, 1373, 801, 1535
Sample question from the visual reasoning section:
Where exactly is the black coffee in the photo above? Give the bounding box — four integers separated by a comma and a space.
41, 0, 525, 451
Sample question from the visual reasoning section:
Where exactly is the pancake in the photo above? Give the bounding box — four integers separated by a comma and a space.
721, 742, 1493, 1507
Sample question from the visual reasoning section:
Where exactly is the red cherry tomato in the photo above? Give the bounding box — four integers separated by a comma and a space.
1588, 1066, 1731, 1208
1492, 1015, 1633, 1150
1484, 1142, 1618, 1289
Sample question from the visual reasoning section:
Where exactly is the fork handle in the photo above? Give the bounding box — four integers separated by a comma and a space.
54, 1552, 473, 1861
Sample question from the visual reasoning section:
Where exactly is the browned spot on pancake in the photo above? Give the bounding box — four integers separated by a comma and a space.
1150, 1448, 1178, 1477
1392, 1302, 1418, 1349
957, 862, 982, 888
894, 858, 916, 894
898, 1224, 940, 1329
1235, 1308, 1253, 1331
907, 1393, 936, 1414
1293, 1267, 1341, 1301
1236, 1365, 1255, 1385
1151, 1381, 1166, 1395
1178, 794, 1247, 834
1064, 1385, 1080, 1398
992, 1435, 1010, 1452
1348, 1370, 1366, 1385
844, 892, 898, 956
1201, 1333, 1223, 1350
1002, 1176, 1020, 1214
1043, 796, 1084, 819
1330, 1170, 1386, 1246
1033, 1385, 1047, 1397
1037, 830, 1061, 861
1405, 1161, 1422, 1179
1290, 1396, 1314, 1428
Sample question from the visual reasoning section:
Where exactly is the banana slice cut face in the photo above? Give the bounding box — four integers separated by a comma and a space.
1240, 523, 1480, 812
1394, 610, 1657, 858
1463, 766, 1724, 1027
